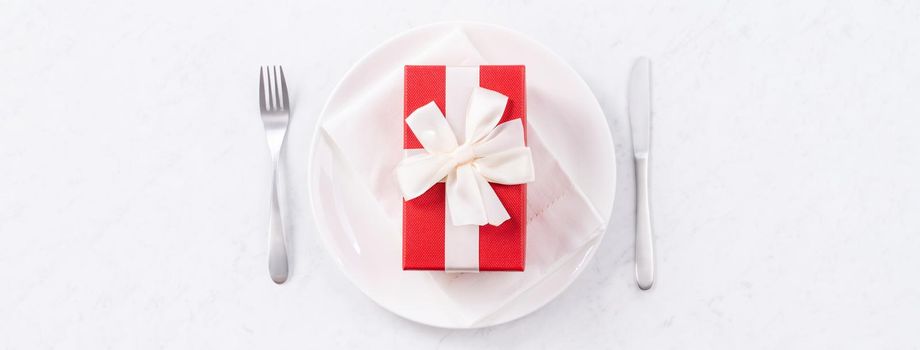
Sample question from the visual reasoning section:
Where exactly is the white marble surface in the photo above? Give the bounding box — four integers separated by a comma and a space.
2, 0, 920, 348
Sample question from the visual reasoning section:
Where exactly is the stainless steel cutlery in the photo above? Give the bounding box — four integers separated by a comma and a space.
259, 66, 291, 284
628, 57, 655, 290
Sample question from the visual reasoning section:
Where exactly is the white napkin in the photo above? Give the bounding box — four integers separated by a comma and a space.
323, 30, 487, 220
321, 29, 605, 326
426, 126, 605, 324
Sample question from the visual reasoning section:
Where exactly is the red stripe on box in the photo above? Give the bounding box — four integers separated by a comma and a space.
403, 66, 446, 270
479, 65, 527, 271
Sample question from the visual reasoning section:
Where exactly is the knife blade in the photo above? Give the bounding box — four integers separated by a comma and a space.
628, 57, 655, 290
629, 58, 651, 157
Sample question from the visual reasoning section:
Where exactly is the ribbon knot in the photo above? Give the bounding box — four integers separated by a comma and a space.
396, 87, 535, 226
450, 144, 476, 166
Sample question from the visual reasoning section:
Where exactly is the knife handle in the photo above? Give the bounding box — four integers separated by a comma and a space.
635, 156, 655, 290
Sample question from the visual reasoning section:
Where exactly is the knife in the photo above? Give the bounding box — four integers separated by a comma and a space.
628, 57, 655, 290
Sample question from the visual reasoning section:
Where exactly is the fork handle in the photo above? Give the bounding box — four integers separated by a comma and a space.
268, 167, 289, 284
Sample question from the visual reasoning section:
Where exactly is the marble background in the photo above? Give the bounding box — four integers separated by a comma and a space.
2, 0, 920, 348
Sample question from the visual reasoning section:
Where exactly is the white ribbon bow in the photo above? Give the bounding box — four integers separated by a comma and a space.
397, 87, 535, 226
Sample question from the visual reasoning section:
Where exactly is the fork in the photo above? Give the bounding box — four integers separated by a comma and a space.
259, 66, 290, 284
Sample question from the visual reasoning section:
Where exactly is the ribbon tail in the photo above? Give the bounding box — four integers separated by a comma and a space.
474, 173, 511, 226
446, 164, 488, 226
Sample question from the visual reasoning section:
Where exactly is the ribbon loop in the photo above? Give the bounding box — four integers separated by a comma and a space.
396, 87, 534, 226
464, 88, 509, 143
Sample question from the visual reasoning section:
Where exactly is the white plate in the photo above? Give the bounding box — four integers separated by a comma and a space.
308, 22, 616, 328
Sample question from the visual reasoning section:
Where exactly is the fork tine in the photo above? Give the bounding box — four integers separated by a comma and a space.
273, 66, 282, 112
267, 66, 276, 111
279, 66, 289, 111
259, 67, 266, 112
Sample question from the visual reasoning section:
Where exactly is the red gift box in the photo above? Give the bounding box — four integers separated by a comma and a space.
403, 65, 527, 272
